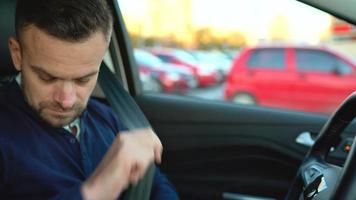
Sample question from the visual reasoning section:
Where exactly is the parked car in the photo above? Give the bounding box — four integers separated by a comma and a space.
190, 50, 232, 81
150, 48, 219, 87
138, 69, 163, 93
134, 49, 195, 93
224, 45, 356, 114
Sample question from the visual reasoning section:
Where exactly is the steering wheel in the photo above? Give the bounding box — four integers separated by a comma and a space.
285, 92, 356, 200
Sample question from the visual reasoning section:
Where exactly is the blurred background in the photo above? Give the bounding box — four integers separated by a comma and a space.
118, 0, 356, 115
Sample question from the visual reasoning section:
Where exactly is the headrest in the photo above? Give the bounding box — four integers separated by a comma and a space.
0, 0, 18, 77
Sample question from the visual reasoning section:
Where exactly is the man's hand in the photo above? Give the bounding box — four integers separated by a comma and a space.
81, 128, 162, 200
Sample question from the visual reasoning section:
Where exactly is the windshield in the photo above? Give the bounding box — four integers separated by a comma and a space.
174, 50, 199, 65
134, 49, 164, 68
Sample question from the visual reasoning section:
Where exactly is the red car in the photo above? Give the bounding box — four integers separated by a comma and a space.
150, 48, 219, 87
224, 45, 356, 114
134, 49, 190, 93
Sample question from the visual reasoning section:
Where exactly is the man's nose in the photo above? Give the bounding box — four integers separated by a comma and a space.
54, 82, 76, 109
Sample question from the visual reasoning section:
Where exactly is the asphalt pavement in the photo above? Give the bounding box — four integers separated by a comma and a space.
185, 83, 225, 101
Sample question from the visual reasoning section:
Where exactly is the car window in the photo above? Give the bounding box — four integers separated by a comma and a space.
156, 55, 171, 62
296, 49, 354, 74
118, 0, 356, 115
134, 49, 163, 68
247, 49, 285, 69
336, 59, 353, 75
296, 49, 336, 72
174, 50, 199, 65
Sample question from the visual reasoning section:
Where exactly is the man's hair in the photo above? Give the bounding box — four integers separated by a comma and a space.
15, 0, 113, 42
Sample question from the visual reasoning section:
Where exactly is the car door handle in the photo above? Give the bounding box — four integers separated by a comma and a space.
295, 131, 315, 147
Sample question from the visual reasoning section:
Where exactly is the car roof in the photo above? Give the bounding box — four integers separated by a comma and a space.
246, 43, 329, 50
243, 43, 355, 60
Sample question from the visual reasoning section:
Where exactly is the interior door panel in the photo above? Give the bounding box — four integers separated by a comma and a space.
134, 94, 355, 200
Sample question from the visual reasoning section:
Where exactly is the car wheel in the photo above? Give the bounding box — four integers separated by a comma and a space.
232, 93, 256, 105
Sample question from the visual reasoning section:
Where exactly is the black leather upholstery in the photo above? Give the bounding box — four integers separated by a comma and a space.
0, 0, 18, 77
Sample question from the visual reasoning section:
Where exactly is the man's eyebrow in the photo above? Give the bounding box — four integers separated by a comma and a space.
30, 65, 55, 78
30, 65, 98, 79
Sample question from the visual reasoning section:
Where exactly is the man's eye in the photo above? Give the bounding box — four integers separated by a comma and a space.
76, 77, 90, 84
39, 75, 55, 83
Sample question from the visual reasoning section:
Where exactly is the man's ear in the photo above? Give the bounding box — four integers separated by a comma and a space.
8, 37, 22, 72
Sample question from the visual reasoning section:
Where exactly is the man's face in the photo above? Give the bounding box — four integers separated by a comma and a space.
8, 25, 109, 127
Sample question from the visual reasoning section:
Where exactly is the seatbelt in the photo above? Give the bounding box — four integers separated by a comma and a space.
98, 62, 155, 200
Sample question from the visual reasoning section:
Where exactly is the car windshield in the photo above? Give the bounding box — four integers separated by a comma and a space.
134, 49, 164, 68
119, 0, 356, 115
174, 50, 199, 65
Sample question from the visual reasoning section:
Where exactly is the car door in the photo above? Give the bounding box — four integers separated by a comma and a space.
291, 48, 356, 114
114, 0, 355, 199
241, 48, 296, 109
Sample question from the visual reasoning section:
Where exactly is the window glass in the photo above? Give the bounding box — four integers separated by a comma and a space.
156, 55, 171, 62
296, 49, 354, 75
247, 49, 285, 69
119, 0, 356, 115
134, 49, 163, 68
296, 50, 335, 72
336, 59, 353, 75
174, 50, 199, 65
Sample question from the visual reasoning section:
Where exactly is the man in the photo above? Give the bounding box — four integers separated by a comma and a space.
0, 0, 179, 199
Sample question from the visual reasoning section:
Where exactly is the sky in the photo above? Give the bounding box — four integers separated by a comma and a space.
118, 0, 148, 19
191, 0, 330, 41
118, 0, 331, 43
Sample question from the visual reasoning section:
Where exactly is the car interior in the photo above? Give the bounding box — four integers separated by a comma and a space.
1, 0, 356, 200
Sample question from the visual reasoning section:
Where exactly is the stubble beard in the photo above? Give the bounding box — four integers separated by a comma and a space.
21, 81, 85, 128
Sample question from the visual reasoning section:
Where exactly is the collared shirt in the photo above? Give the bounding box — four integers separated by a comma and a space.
0, 80, 179, 200
63, 118, 81, 141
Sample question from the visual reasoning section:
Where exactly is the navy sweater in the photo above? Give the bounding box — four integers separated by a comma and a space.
0, 81, 178, 200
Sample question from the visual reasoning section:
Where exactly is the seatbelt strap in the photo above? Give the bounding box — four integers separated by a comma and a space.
98, 62, 154, 200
